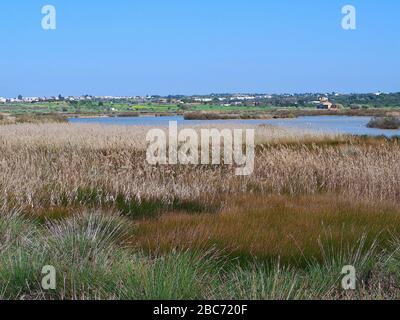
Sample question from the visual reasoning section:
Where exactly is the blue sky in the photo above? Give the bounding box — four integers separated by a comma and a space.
0, 0, 399, 97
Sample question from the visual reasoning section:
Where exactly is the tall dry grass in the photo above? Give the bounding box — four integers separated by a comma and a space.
0, 123, 399, 215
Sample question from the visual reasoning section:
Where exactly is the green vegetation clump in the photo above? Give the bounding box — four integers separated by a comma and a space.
367, 117, 400, 130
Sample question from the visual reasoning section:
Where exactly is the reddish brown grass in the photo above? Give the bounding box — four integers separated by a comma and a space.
133, 194, 400, 265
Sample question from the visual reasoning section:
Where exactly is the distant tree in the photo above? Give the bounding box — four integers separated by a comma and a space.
18, 95, 23, 100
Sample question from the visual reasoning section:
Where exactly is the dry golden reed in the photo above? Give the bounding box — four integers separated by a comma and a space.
0, 123, 399, 214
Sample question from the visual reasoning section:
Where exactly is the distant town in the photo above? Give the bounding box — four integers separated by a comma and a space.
1, 92, 399, 110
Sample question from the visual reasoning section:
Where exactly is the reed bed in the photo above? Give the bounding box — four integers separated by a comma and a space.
0, 123, 399, 214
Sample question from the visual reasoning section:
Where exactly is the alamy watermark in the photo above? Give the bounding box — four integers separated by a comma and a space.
41, 265, 56, 290
341, 5, 357, 30
146, 122, 255, 176
41, 5, 56, 30
40, 5, 356, 31
341, 265, 356, 290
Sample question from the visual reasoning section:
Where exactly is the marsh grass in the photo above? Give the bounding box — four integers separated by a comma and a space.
0, 113, 67, 125
133, 195, 400, 266
1, 208, 400, 300
1, 123, 400, 299
0, 211, 221, 299
367, 117, 400, 130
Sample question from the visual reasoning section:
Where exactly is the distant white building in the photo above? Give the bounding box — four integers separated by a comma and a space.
230, 95, 256, 101
194, 98, 213, 102
316, 97, 342, 110
0, 97, 6, 103
317, 97, 333, 109
23, 97, 40, 102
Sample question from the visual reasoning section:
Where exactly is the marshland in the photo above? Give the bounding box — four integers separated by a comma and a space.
1, 121, 400, 300
2, 0, 400, 303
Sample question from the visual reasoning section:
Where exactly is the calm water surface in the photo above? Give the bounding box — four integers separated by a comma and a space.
69, 116, 400, 137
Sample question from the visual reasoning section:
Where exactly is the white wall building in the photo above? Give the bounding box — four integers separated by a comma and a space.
194, 98, 213, 102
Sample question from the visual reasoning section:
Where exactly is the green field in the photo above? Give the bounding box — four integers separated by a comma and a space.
0, 101, 275, 115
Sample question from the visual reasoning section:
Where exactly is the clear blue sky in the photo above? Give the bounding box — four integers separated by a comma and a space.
0, 0, 399, 97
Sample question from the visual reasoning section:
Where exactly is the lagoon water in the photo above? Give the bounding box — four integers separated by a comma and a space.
69, 115, 400, 137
